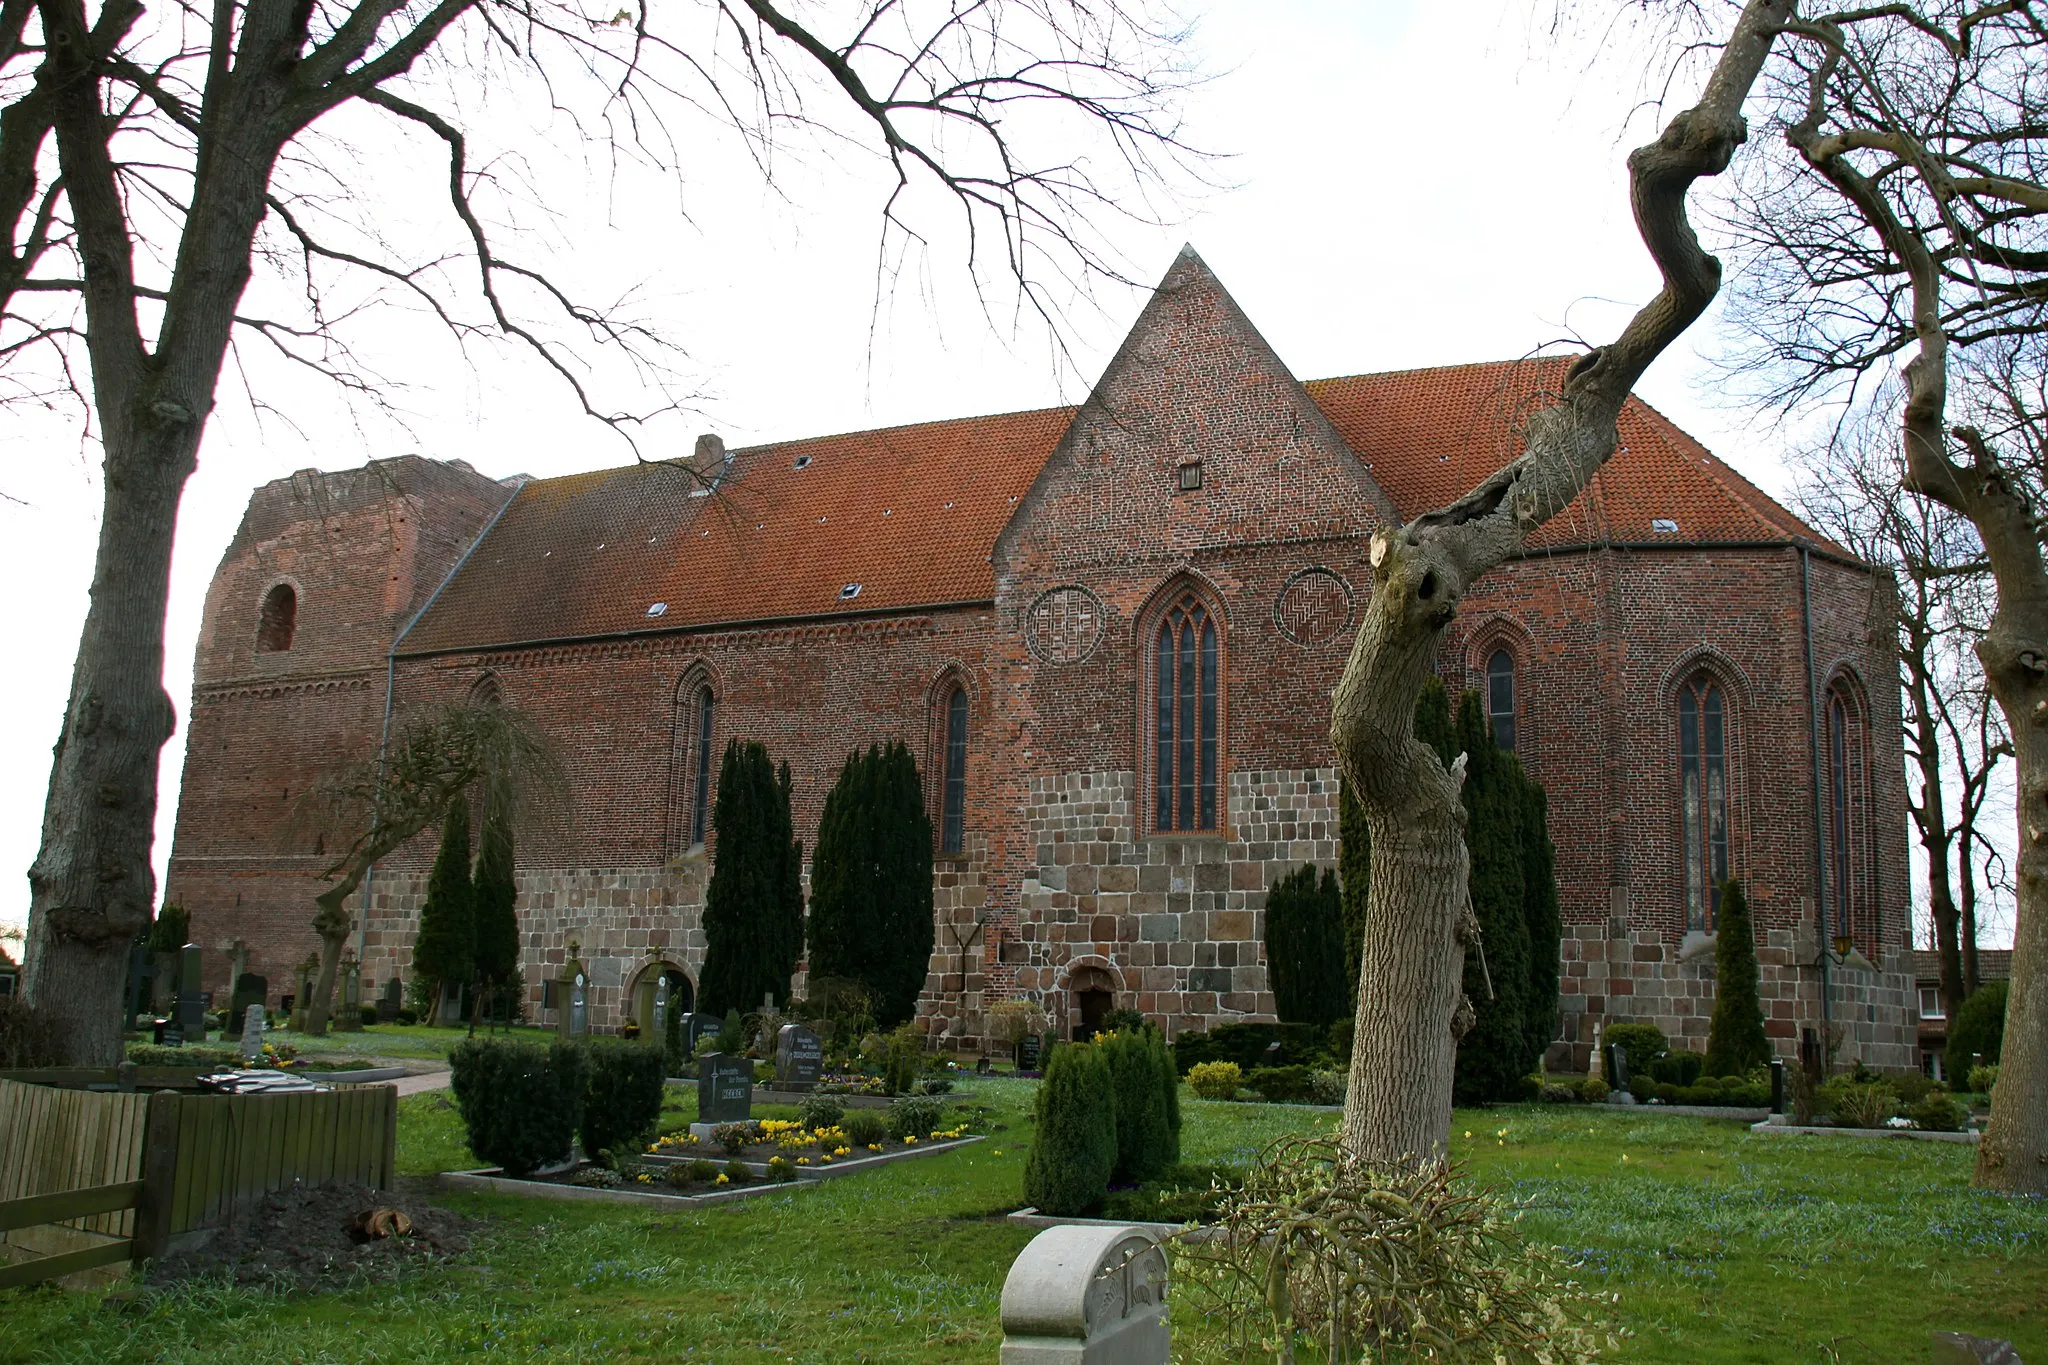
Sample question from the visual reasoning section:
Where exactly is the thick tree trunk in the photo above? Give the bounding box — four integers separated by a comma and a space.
23, 425, 195, 1065
305, 879, 360, 1036
1329, 0, 1789, 1165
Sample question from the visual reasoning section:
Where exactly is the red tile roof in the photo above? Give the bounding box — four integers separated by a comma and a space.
1912, 949, 2013, 983
401, 360, 1840, 655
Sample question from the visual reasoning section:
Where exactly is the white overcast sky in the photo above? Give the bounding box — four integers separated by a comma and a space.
0, 1, 2011, 949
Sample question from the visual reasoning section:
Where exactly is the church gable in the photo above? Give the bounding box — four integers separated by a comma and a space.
995, 248, 1396, 581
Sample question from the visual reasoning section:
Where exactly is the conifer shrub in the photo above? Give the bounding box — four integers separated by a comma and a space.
1264, 865, 1350, 1026
1246, 1065, 1315, 1103
1101, 1006, 1147, 1034
1102, 1027, 1172, 1184
412, 794, 475, 1016
1703, 879, 1771, 1077
1906, 1090, 1967, 1132
146, 902, 191, 954
699, 742, 805, 1014
581, 1039, 668, 1160
1946, 980, 2008, 1070
1023, 1043, 1117, 1216
471, 795, 520, 1019
1451, 692, 1534, 1105
807, 742, 935, 1027
449, 1037, 590, 1177
842, 1109, 888, 1148
663, 996, 686, 1077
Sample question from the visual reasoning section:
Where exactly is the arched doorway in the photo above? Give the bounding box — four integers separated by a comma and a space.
627, 961, 694, 1034
1069, 964, 1116, 1039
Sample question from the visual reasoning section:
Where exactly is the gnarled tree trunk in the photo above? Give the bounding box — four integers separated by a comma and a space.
1335, 0, 1792, 1165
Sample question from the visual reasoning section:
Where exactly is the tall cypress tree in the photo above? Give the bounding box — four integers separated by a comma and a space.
1452, 692, 1533, 1104
412, 791, 475, 1019
700, 741, 804, 1014
471, 795, 519, 1026
1704, 879, 1770, 1077
1519, 773, 1562, 1068
808, 742, 934, 1027
1263, 865, 1348, 1025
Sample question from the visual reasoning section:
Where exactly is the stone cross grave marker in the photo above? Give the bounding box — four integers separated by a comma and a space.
1000, 1223, 1169, 1364
774, 1023, 823, 1091
173, 943, 208, 1042
651, 974, 669, 1041
697, 1053, 754, 1126
238, 1005, 268, 1064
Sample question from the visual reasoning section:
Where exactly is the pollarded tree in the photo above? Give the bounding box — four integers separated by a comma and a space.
7, 0, 1205, 1067
304, 702, 561, 1034
808, 742, 935, 1028
1704, 878, 1770, 1078
1338, 781, 1371, 1008
1712, 0, 2047, 1194
1332, 0, 1796, 1164
1263, 865, 1349, 1026
699, 741, 804, 1015
470, 794, 520, 1030
412, 793, 475, 1023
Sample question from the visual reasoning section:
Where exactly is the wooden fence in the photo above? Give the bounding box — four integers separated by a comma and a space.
0, 1077, 397, 1288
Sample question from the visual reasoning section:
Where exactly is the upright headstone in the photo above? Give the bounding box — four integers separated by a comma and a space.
1604, 1042, 1631, 1099
238, 1005, 268, 1064
378, 976, 403, 1023
290, 957, 318, 1031
685, 1012, 725, 1054
1588, 1021, 1605, 1083
1931, 1331, 2023, 1365
554, 945, 589, 1038
1016, 1033, 1044, 1073
999, 1224, 1170, 1364
173, 943, 207, 1042
1769, 1058, 1787, 1116
339, 957, 363, 1031
775, 1023, 823, 1091
650, 973, 670, 1044
227, 972, 267, 1038
696, 1053, 754, 1126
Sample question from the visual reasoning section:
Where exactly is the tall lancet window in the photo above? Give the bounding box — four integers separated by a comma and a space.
1678, 675, 1730, 930
1152, 592, 1220, 832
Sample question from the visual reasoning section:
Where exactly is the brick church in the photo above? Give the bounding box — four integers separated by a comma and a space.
166, 248, 1918, 1068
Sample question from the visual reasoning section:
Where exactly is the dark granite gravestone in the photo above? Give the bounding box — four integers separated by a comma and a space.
226, 973, 267, 1038
566, 972, 588, 1037
125, 943, 153, 1027
775, 1023, 823, 1091
173, 943, 208, 1041
697, 1053, 754, 1125
1015, 1034, 1043, 1072
685, 1012, 725, 1053
377, 976, 403, 1022
1769, 1058, 1786, 1115
1604, 1042, 1630, 1098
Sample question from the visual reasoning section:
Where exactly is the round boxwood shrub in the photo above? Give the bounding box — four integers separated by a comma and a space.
1946, 980, 2008, 1072
449, 1038, 591, 1177
1187, 1060, 1241, 1100
1602, 1021, 1668, 1078
1024, 1043, 1116, 1216
796, 1095, 846, 1131
1102, 1027, 1172, 1185
581, 1039, 668, 1161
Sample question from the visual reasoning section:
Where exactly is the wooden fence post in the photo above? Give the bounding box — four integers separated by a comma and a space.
131, 1090, 182, 1262
380, 1086, 399, 1189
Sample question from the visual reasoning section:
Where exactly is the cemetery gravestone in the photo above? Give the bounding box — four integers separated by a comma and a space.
775, 1023, 823, 1091
696, 1053, 754, 1127
339, 958, 363, 1031
174, 944, 208, 1042
567, 973, 588, 1037
1604, 1043, 1631, 1101
685, 1012, 725, 1053
239, 1005, 268, 1064
378, 977, 403, 1023
227, 972, 267, 1038
650, 974, 669, 1043
999, 1224, 1170, 1364
1016, 1034, 1044, 1072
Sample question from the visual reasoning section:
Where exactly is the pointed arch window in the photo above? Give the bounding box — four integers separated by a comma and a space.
1151, 592, 1220, 832
1823, 679, 1871, 950
1486, 649, 1517, 752
1678, 675, 1730, 930
690, 684, 716, 848
671, 674, 718, 856
941, 686, 969, 854
257, 583, 297, 653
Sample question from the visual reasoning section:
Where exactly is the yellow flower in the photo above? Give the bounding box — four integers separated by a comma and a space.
992, 1150, 1003, 1157
797, 1157, 810, 1165
715, 1173, 729, 1185
1464, 1131, 1472, 1139
868, 1143, 883, 1152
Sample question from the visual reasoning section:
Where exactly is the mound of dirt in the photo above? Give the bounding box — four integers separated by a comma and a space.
149, 1180, 477, 1291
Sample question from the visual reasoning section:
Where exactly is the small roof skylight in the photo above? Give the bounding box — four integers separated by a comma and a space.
839, 583, 863, 600
646, 602, 668, 617
793, 454, 813, 470
1652, 518, 1679, 534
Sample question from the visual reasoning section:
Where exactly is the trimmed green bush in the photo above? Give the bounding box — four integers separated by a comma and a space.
1603, 1022, 1669, 1081
1704, 879, 1770, 1077
1967, 1063, 1999, 1095
1907, 1091, 1967, 1132
1246, 1064, 1315, 1103
699, 742, 806, 1015
1172, 1022, 1326, 1074
885, 1094, 946, 1140
449, 1037, 590, 1177
1101, 1007, 1147, 1035
1451, 691, 1534, 1105
1263, 865, 1349, 1026
1823, 1078, 1899, 1129
1187, 1060, 1241, 1100
1023, 1043, 1116, 1216
842, 1109, 888, 1147
1102, 1162, 1244, 1225
1156, 1027, 1182, 1163
1947, 980, 2008, 1071
1102, 1027, 1172, 1184
796, 1095, 846, 1130
1645, 1051, 1704, 1087
581, 1039, 667, 1160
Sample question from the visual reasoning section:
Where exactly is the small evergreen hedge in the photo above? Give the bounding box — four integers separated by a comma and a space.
1602, 1021, 1669, 1085
1172, 1021, 1328, 1075
1246, 1064, 1315, 1104
581, 1039, 668, 1160
1101, 1027, 1173, 1185
1946, 980, 2008, 1070
449, 1037, 590, 1177
1023, 1043, 1116, 1216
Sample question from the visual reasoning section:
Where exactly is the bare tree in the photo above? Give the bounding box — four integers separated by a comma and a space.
1715, 0, 2046, 1193
5, 0, 1203, 1064
1790, 426, 2005, 1018
300, 701, 562, 1034
1332, 0, 1795, 1166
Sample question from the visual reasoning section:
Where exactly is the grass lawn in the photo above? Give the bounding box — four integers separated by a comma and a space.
3, 1082, 2042, 1363
260, 1023, 552, 1063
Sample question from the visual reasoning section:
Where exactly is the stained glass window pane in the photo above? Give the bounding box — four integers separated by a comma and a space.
1487, 650, 1516, 751
691, 688, 716, 846
1680, 687, 1702, 929
1830, 697, 1850, 938
942, 688, 968, 854
1156, 623, 1174, 831
1199, 620, 1218, 829
1704, 685, 1726, 923
1178, 609, 1197, 830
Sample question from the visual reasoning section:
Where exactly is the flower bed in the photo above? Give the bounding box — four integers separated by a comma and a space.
645, 1116, 976, 1172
